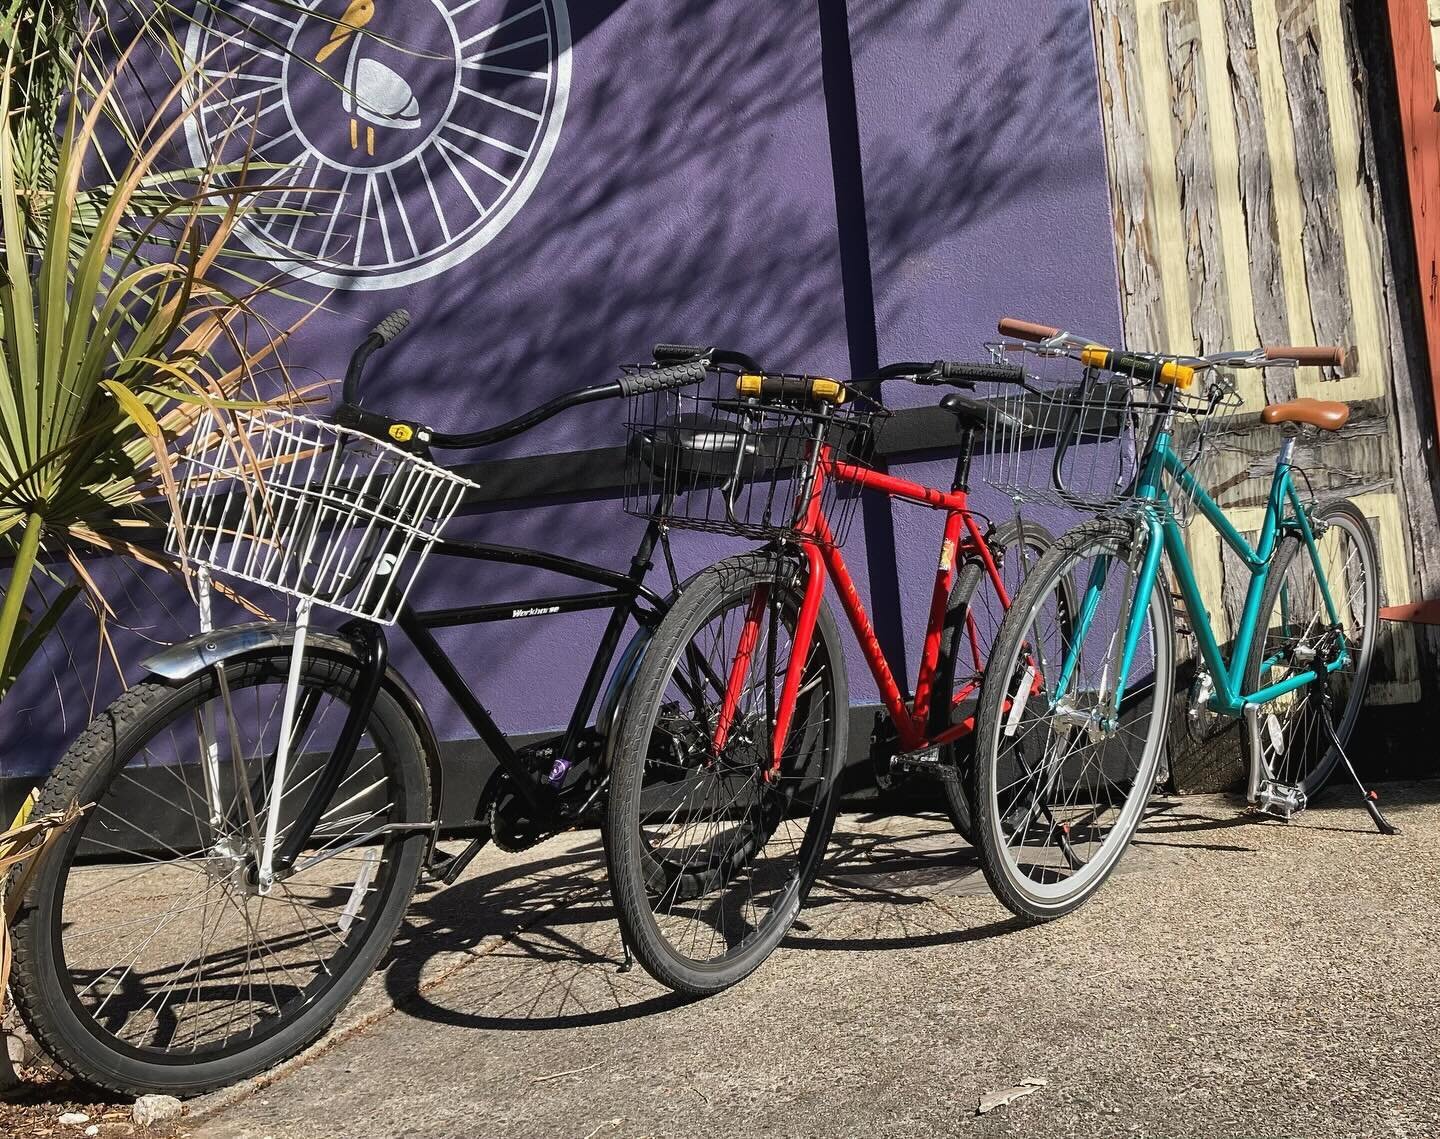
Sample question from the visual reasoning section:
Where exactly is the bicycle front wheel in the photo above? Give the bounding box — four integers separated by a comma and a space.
1244, 499, 1380, 798
603, 551, 846, 995
970, 516, 1174, 921
10, 647, 431, 1097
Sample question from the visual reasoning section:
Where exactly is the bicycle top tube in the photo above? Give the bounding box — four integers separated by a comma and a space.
331, 309, 710, 453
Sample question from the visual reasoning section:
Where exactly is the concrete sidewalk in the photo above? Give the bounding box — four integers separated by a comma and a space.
168, 786, 1440, 1138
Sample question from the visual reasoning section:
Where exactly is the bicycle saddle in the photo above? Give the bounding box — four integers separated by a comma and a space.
1260, 398, 1350, 432
939, 392, 1026, 434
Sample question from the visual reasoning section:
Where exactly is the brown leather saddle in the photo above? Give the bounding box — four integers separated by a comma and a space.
1259, 397, 1350, 432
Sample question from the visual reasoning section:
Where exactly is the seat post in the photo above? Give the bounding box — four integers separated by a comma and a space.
951, 427, 978, 492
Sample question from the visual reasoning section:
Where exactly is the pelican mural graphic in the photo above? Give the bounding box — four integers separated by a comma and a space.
183, 0, 572, 290
316, 0, 421, 156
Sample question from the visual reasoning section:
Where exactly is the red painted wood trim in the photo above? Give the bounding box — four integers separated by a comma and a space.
1386, 0, 1440, 445
1380, 600, 1440, 625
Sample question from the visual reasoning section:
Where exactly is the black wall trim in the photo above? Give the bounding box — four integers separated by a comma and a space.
0, 705, 892, 833
453, 405, 966, 507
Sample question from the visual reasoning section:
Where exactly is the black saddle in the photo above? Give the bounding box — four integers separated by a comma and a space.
939, 393, 1026, 434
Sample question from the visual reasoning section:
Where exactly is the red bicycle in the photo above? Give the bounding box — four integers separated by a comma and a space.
603, 349, 1059, 993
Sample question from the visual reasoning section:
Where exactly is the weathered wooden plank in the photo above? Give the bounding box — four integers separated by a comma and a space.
1091, 1, 1166, 351
1376, 0, 1440, 609
1163, 0, 1231, 355
1274, 0, 1356, 361
1222, 0, 1296, 404
1088, 0, 1437, 776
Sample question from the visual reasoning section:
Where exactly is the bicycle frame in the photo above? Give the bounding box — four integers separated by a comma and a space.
1059, 421, 1347, 721
260, 514, 675, 879
717, 443, 1014, 764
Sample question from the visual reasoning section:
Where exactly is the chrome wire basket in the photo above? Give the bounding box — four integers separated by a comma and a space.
166, 406, 478, 624
974, 343, 1243, 523
623, 364, 888, 547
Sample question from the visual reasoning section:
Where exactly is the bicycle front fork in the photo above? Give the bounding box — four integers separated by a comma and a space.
193, 567, 397, 894
711, 545, 826, 774
257, 596, 315, 892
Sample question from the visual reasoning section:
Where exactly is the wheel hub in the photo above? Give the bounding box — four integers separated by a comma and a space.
204, 834, 259, 894
1051, 699, 1116, 743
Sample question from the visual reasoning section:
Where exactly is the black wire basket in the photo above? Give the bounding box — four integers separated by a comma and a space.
623, 364, 888, 547
977, 344, 1244, 522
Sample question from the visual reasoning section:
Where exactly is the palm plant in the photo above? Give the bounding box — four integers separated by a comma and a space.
0, 3, 311, 703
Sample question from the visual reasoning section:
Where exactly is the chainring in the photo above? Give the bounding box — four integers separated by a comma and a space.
487, 776, 559, 854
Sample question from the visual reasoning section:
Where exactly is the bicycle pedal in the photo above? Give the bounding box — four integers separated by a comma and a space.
1253, 781, 1307, 821
889, 747, 959, 783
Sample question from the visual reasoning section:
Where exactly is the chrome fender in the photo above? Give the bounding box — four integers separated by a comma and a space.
143, 622, 445, 826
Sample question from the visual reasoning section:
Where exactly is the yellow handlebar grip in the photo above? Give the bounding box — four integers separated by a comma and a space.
810, 379, 847, 405
1080, 346, 1196, 389
736, 374, 847, 405
1159, 361, 1197, 389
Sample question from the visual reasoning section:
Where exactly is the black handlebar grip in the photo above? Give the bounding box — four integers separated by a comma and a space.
371, 309, 411, 345
940, 362, 1026, 384
618, 361, 708, 397
653, 343, 710, 363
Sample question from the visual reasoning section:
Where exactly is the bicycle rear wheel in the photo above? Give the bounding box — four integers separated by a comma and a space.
1244, 499, 1379, 799
970, 516, 1173, 921
603, 550, 845, 995
10, 647, 430, 1097
932, 520, 1061, 843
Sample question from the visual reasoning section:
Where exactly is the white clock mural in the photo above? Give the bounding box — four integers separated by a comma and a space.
184, 0, 571, 290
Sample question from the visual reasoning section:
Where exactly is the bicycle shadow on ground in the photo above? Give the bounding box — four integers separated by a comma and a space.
378, 834, 693, 1034
374, 776, 1438, 1041
375, 812, 1039, 1036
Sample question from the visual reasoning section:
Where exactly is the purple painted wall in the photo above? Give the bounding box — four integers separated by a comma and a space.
1, 1, 1122, 779
848, 0, 1122, 697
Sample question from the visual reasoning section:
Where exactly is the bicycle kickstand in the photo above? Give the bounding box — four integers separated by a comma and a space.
1311, 677, 1398, 836
617, 932, 634, 974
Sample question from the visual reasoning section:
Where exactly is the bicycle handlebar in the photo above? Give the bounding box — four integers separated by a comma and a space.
1264, 344, 1357, 372
341, 309, 411, 406
997, 317, 1062, 344
426, 361, 707, 450
996, 316, 1358, 378
335, 312, 709, 452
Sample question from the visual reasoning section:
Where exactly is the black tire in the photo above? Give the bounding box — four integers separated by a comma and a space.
11, 648, 430, 1097
970, 516, 1173, 922
932, 520, 1060, 843
603, 551, 846, 995
1243, 499, 1380, 799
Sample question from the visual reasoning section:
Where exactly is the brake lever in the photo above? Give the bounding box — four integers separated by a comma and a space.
912, 372, 978, 390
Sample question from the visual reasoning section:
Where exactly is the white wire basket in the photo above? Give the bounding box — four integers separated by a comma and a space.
166, 407, 478, 624
973, 344, 1242, 524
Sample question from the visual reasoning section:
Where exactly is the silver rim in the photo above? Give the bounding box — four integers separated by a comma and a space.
987, 530, 1172, 909
1249, 506, 1378, 793
51, 669, 407, 1059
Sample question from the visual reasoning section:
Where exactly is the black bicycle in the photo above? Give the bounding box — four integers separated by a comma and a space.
9, 313, 732, 1097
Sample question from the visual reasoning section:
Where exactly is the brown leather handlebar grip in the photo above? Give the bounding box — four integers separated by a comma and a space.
997, 318, 1062, 343
1264, 344, 1358, 375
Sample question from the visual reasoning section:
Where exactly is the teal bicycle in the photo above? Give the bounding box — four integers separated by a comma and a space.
966, 317, 1385, 922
